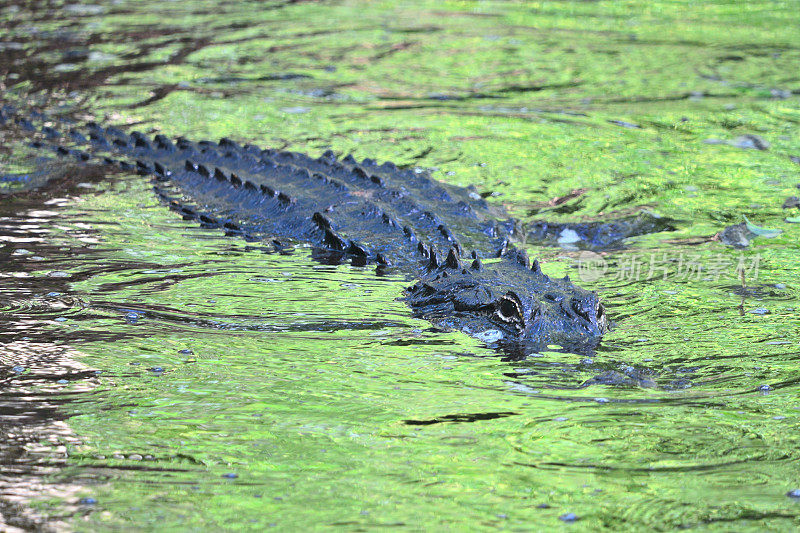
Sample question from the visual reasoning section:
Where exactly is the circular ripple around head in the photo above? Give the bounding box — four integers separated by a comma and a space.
507, 409, 795, 471
603, 495, 782, 530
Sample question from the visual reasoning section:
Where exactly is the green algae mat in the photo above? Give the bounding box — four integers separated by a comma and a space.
1, 0, 800, 530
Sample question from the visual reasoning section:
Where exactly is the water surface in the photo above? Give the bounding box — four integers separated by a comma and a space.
1, 1, 800, 530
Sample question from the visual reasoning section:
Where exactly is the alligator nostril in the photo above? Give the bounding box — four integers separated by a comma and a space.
570, 299, 590, 322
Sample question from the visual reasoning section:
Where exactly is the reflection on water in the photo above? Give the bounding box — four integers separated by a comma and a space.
0, 340, 99, 532
0, 188, 102, 531
1, 0, 800, 530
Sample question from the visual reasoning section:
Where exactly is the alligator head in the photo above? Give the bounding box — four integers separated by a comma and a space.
404, 247, 607, 353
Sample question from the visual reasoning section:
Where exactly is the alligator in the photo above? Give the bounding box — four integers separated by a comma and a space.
0, 105, 672, 353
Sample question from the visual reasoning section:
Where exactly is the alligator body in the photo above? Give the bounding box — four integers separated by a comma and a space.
1, 106, 618, 352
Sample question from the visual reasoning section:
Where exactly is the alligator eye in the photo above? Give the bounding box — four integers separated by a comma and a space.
495, 295, 523, 325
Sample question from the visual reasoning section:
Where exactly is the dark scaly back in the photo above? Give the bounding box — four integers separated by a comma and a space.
149, 137, 516, 262
8, 110, 516, 270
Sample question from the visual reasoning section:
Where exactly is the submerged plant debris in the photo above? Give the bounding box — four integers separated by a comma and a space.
1, 1, 799, 530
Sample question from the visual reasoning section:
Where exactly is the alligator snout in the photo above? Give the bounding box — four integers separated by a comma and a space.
565, 294, 608, 335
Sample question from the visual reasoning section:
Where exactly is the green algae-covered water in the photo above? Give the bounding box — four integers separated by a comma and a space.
1, 1, 800, 530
